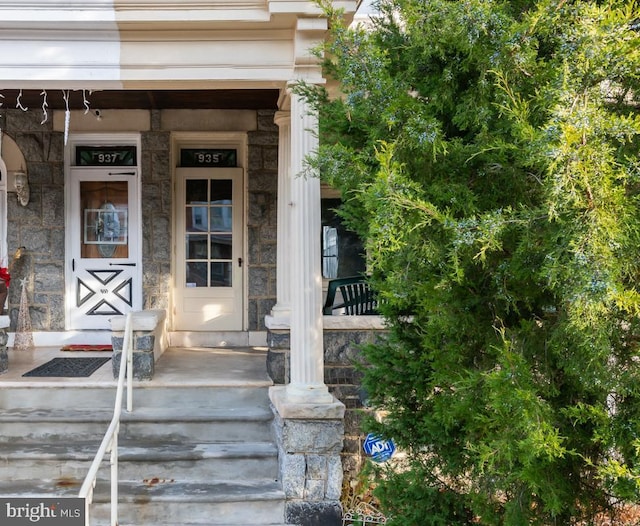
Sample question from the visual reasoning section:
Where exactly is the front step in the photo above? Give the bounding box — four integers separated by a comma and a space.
0, 440, 278, 481
0, 406, 273, 442
0, 479, 286, 525
0, 348, 291, 525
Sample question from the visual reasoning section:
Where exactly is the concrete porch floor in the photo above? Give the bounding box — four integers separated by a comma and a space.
0, 346, 273, 388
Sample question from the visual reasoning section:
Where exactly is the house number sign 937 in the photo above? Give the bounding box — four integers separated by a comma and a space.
76, 146, 137, 166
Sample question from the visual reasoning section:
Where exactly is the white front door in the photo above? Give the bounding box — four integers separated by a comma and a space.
66, 168, 142, 330
174, 167, 244, 331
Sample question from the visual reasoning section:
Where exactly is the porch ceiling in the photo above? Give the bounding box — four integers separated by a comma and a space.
1, 89, 280, 111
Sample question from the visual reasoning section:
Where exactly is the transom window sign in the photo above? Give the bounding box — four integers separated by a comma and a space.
180, 149, 237, 168
76, 145, 137, 166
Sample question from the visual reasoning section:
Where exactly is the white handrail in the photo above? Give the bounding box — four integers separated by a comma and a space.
79, 311, 135, 526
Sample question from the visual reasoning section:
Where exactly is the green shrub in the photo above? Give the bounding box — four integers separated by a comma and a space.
301, 0, 640, 523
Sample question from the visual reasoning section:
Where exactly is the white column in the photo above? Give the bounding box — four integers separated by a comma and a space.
284, 91, 332, 405
270, 110, 291, 319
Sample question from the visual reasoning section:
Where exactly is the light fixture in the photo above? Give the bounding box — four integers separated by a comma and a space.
14, 169, 29, 206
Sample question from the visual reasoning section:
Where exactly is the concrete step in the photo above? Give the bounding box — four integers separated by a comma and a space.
0, 384, 272, 411
0, 406, 274, 442
0, 440, 279, 481
0, 479, 286, 525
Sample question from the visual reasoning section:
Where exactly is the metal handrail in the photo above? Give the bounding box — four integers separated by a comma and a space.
79, 311, 135, 526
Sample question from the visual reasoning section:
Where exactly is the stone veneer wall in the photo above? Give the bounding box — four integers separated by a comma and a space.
141, 112, 171, 312
1, 107, 279, 332
267, 327, 385, 484
247, 110, 278, 331
1, 109, 65, 331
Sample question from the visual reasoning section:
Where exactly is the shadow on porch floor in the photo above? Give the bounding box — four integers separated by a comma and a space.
0, 346, 273, 388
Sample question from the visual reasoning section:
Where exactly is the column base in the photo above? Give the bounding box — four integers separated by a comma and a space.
270, 385, 345, 420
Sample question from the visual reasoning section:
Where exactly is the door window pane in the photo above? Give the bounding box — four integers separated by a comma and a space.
186, 179, 208, 204
210, 262, 232, 287
186, 207, 208, 232
186, 262, 208, 287
210, 207, 232, 232
211, 180, 232, 204
186, 234, 208, 259
211, 234, 232, 259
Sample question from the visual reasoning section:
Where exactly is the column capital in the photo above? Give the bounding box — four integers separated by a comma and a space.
274, 110, 291, 127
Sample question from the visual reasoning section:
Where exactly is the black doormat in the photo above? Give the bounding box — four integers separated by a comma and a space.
22, 357, 111, 378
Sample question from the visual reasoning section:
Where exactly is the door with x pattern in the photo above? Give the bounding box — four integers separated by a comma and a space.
67, 168, 141, 330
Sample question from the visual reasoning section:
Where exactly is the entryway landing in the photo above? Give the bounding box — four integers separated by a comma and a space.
0, 346, 273, 388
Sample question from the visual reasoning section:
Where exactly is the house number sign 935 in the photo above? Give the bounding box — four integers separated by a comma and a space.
180, 148, 237, 168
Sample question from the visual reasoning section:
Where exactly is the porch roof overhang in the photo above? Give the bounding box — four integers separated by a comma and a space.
0, 1, 357, 94
0, 89, 280, 111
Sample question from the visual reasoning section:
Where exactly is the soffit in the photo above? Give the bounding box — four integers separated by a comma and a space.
0, 89, 279, 110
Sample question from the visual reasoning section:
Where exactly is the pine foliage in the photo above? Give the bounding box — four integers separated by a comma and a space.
300, 0, 640, 523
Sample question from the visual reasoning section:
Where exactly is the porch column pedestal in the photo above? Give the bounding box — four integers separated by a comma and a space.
269, 88, 345, 526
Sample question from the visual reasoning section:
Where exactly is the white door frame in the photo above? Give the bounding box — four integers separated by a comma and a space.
171, 132, 248, 332
64, 133, 142, 331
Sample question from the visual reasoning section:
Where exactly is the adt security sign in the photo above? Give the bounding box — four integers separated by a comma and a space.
363, 433, 396, 463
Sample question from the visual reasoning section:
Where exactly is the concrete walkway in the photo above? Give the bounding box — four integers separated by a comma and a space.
0, 346, 272, 387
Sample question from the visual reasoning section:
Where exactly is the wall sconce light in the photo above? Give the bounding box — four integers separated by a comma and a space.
14, 170, 29, 207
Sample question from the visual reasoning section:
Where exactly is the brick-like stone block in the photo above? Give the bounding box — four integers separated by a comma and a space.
306, 455, 327, 480
281, 453, 306, 499
305, 479, 326, 501
285, 501, 342, 526
280, 419, 344, 454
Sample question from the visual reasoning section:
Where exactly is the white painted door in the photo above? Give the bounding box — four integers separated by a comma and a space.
174, 168, 244, 331
67, 168, 141, 330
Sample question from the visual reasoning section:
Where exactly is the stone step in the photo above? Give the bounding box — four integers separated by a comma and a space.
0, 384, 272, 411
0, 440, 279, 481
0, 406, 274, 443
0, 479, 287, 525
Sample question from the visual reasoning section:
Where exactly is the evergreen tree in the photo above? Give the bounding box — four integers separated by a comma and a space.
300, 0, 640, 523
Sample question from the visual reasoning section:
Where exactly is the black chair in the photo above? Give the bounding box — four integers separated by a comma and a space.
323, 276, 378, 315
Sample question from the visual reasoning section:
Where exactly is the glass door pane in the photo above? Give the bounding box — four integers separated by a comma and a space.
80, 181, 129, 259
184, 178, 233, 287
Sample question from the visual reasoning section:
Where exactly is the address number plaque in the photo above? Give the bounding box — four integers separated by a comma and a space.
76, 146, 137, 167
180, 149, 237, 168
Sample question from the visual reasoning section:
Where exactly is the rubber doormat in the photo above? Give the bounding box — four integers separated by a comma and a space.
22, 357, 111, 377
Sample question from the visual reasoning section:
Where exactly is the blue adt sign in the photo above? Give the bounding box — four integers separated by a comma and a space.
363, 433, 396, 463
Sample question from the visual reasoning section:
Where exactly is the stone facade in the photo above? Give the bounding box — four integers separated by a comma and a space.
2, 109, 65, 332
247, 110, 278, 331
141, 117, 172, 313
1, 107, 278, 333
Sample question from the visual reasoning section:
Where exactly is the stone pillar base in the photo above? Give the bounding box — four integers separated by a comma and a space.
271, 388, 345, 526
110, 310, 167, 380
0, 316, 9, 374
